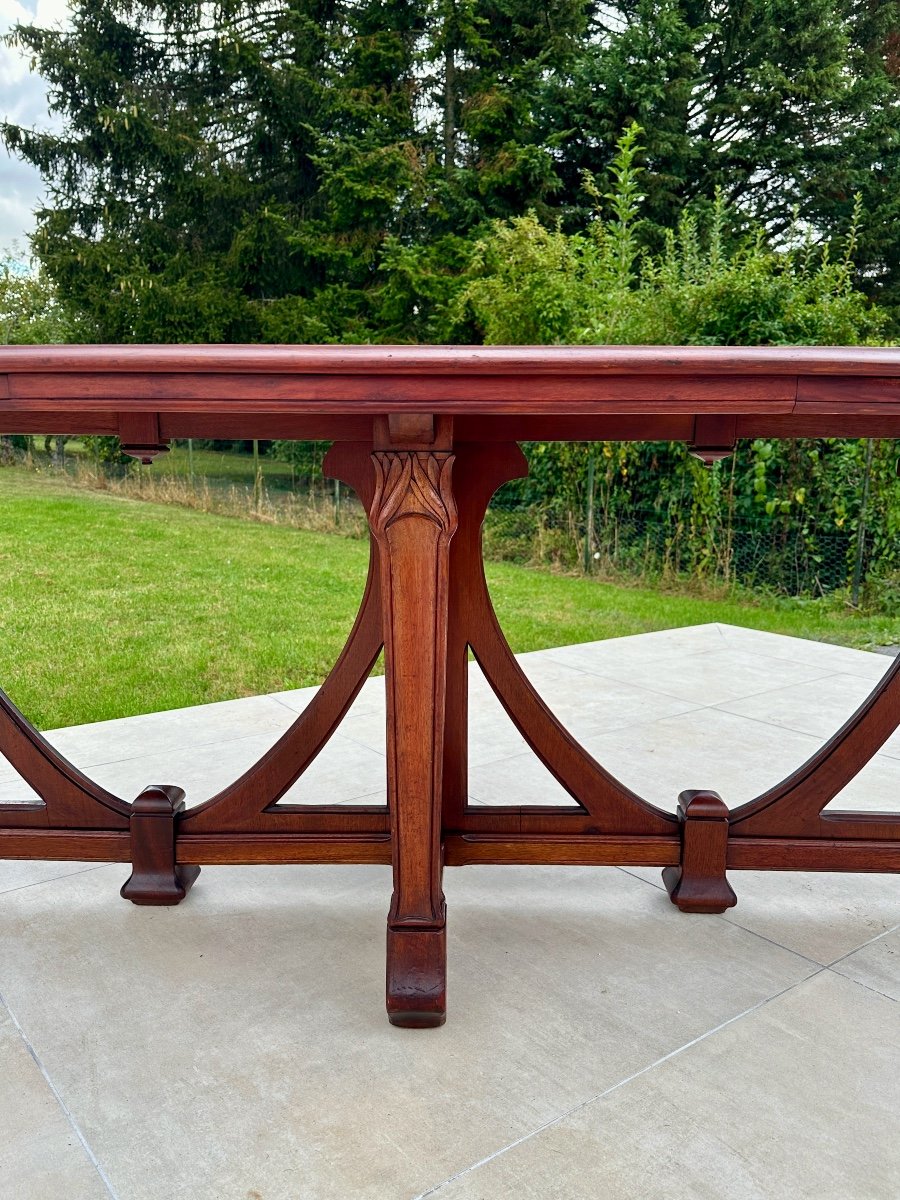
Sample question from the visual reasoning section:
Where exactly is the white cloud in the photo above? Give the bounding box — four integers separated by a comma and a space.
0, 0, 69, 247
0, 152, 44, 251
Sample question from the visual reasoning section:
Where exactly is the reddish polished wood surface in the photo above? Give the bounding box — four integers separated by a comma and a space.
2, 344, 899, 1028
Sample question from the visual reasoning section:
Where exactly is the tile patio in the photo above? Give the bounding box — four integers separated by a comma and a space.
1, 624, 898, 1199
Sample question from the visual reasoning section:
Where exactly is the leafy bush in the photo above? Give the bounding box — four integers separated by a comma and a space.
438, 127, 894, 596
445, 126, 884, 348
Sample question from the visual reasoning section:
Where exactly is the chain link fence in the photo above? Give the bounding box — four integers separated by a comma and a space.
483, 504, 860, 597
4, 437, 889, 603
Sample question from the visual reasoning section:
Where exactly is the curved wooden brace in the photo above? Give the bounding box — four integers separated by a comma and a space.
449, 441, 676, 836
730, 651, 900, 839
468, 602, 677, 835
0, 689, 130, 828
182, 443, 386, 834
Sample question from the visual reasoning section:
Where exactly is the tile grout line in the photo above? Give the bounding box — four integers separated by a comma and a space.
821, 919, 900, 1004
713, 625, 889, 678
0, 863, 112, 899
1, 726, 295, 785
543, 648, 839, 706
269, 694, 314, 717
615, 867, 828, 969
703, 701, 900, 762
824, 920, 900, 969
617, 865, 667, 892
334, 729, 387, 757
410, 966, 827, 1200
0, 988, 122, 1200
619, 865, 900, 972
826, 969, 899, 1005
717, 913, 828, 968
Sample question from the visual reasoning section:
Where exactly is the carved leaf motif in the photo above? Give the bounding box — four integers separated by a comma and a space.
371, 452, 457, 537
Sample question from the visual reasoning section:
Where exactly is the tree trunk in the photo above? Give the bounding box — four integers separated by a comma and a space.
444, 42, 456, 173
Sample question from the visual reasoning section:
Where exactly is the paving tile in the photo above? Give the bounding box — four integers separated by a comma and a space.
0, 729, 387, 810
556, 704, 900, 815
0, 862, 814, 1200
718, 623, 891, 680
496, 650, 601, 687
574, 647, 835, 707
1, 626, 898, 1198
429, 971, 900, 1200
0, 1007, 109, 1200
0, 861, 104, 896
553, 706, 823, 811
542, 623, 727, 673
272, 675, 386, 718
335, 703, 387, 756
468, 751, 573, 806
831, 924, 900, 1001
622, 867, 900, 966
267, 682, 322, 714
468, 671, 699, 769
275, 734, 386, 805
717, 670, 900, 756
724, 872, 900, 965
45, 693, 295, 769
0, 754, 20, 784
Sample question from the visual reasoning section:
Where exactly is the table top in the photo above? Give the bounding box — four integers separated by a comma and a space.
0, 345, 897, 413
2, 344, 899, 450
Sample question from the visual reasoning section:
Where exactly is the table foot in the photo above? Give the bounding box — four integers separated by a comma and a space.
662, 864, 736, 913
662, 789, 737, 913
120, 785, 200, 906
386, 924, 447, 1028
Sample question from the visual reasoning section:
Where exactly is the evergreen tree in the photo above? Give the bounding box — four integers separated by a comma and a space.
2, 1, 426, 341
3, 0, 899, 338
542, 1, 900, 311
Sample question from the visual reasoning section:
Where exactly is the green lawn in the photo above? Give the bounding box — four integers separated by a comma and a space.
156, 442, 299, 489
2, 470, 898, 730
65, 439, 300, 489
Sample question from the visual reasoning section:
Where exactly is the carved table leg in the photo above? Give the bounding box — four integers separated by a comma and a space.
370, 428, 457, 1027
662, 790, 737, 913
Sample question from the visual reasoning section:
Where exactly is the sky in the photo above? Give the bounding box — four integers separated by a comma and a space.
0, 0, 70, 255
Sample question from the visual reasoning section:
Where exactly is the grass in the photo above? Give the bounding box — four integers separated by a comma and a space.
60, 439, 301, 489
152, 442, 301, 490
2, 469, 899, 730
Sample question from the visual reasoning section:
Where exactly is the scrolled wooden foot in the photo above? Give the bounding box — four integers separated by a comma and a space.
121, 785, 200, 905
386, 923, 447, 1028
663, 789, 737, 914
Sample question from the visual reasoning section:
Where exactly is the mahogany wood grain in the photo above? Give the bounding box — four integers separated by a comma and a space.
0, 829, 131, 860
3, 344, 900, 1026
2, 343, 899, 374
725, 838, 900, 871
120, 785, 200, 905
3, 371, 798, 412
445, 834, 680, 867
176, 833, 392, 865
369, 426, 457, 1028
0, 688, 130, 829
662, 791, 737, 914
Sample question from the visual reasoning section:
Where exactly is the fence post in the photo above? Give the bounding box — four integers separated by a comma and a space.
583, 450, 595, 573
252, 438, 262, 512
851, 438, 873, 607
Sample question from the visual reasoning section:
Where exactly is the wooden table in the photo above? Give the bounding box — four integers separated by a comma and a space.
2, 345, 900, 1027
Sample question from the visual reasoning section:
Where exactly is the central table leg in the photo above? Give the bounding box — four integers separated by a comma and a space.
370, 441, 457, 1028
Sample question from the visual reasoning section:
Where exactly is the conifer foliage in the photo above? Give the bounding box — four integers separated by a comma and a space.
3, 1, 899, 340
